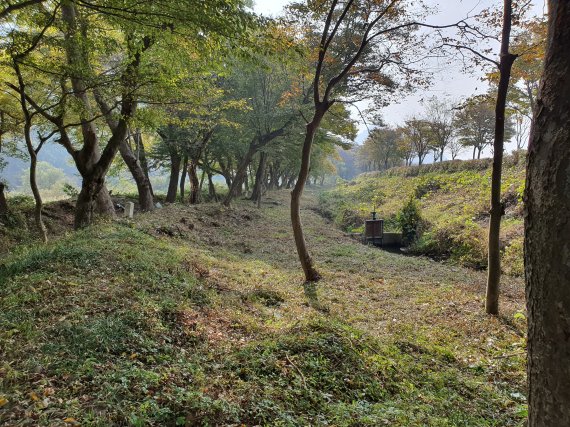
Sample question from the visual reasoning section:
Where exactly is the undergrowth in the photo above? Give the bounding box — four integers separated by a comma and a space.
320, 155, 526, 273
0, 194, 527, 426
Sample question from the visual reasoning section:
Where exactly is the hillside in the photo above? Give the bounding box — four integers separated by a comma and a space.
0, 191, 527, 426
319, 154, 526, 275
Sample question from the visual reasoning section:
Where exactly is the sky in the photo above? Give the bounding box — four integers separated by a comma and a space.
253, 0, 547, 157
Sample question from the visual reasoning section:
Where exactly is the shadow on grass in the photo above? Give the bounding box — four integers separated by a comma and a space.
303, 281, 330, 313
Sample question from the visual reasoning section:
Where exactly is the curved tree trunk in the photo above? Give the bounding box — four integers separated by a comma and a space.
188, 160, 201, 205
525, 1, 570, 424
223, 145, 256, 206
291, 110, 325, 282
119, 138, 154, 212
14, 59, 47, 242
251, 151, 267, 202
28, 146, 47, 243
166, 152, 181, 203
486, 0, 517, 315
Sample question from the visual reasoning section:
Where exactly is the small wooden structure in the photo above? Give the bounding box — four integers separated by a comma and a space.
364, 219, 384, 246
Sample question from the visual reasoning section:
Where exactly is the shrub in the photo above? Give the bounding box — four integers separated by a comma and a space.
397, 196, 422, 245
336, 205, 364, 231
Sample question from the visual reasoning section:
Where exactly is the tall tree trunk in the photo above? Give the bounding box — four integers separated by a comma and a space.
291, 109, 325, 282
486, 0, 517, 315
251, 151, 267, 201
525, 1, 570, 424
188, 160, 201, 205
166, 151, 181, 203
119, 138, 154, 212
28, 148, 47, 243
180, 155, 188, 202
13, 59, 47, 242
473, 146, 477, 159
60, 2, 140, 227
223, 144, 256, 206
0, 182, 7, 216
134, 129, 153, 196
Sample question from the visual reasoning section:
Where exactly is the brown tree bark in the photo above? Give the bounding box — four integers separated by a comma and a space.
485, 0, 517, 315
25, 126, 47, 243
207, 171, 217, 201
119, 137, 154, 212
525, 1, 570, 424
134, 129, 153, 196
188, 160, 201, 205
166, 151, 181, 203
291, 108, 326, 282
250, 151, 267, 202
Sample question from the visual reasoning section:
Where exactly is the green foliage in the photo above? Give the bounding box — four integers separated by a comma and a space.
62, 183, 79, 199
320, 155, 526, 272
397, 196, 422, 245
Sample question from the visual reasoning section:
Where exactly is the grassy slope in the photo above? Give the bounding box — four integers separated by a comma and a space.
1, 191, 526, 426
319, 155, 526, 275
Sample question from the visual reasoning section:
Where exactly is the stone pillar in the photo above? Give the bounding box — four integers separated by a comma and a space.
126, 202, 134, 219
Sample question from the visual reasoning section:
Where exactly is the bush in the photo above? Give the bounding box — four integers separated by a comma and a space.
397, 196, 422, 245
336, 205, 364, 231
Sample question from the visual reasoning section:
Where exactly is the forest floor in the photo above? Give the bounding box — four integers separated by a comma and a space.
0, 190, 527, 426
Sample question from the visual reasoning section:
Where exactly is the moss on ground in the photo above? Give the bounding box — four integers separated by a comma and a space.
0, 191, 526, 426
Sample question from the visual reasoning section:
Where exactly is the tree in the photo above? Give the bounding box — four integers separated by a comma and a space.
0, 181, 7, 216
486, 17, 547, 151
454, 95, 497, 159
485, 0, 518, 315
447, 136, 464, 160
424, 97, 455, 162
403, 118, 431, 165
221, 52, 304, 207
3, 0, 256, 228
288, 0, 430, 281
358, 126, 401, 171
525, 1, 570, 424
396, 127, 416, 166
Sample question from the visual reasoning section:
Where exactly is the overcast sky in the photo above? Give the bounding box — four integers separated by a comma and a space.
253, 0, 547, 156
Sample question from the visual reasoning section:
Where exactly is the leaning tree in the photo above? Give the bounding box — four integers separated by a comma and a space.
288, 0, 446, 281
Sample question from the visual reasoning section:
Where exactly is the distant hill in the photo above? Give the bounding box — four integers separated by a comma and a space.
1, 143, 80, 189
320, 153, 527, 276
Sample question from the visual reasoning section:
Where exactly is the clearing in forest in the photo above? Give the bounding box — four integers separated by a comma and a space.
0, 191, 526, 426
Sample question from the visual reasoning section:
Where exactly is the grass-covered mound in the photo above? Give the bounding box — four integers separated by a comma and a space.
1, 192, 527, 426
319, 154, 526, 275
